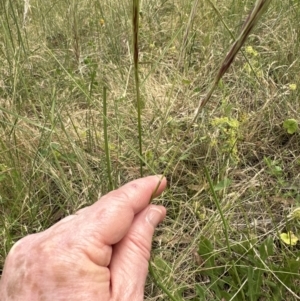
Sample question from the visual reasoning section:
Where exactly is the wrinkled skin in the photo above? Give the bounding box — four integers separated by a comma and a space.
0, 176, 167, 301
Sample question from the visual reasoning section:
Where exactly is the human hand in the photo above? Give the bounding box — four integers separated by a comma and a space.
0, 176, 167, 301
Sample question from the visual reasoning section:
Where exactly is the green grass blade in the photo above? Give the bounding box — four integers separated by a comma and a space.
132, 0, 143, 177
204, 166, 230, 252
103, 87, 114, 191
204, 166, 246, 301
148, 261, 181, 301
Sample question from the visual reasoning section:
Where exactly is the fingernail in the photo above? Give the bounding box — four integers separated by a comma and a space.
146, 207, 162, 227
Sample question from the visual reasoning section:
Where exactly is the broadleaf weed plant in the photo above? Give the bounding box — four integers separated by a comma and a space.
1, 0, 300, 300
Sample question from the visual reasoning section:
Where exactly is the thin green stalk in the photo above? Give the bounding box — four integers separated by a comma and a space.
204, 166, 230, 252
132, 0, 143, 177
148, 262, 180, 301
8, 0, 27, 54
204, 166, 246, 301
45, 48, 157, 176
103, 87, 113, 191
178, 0, 199, 68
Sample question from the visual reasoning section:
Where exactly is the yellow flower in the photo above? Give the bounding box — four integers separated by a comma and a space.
279, 231, 299, 246
100, 19, 105, 26
245, 46, 258, 56
289, 83, 297, 91
211, 117, 239, 128
288, 207, 300, 220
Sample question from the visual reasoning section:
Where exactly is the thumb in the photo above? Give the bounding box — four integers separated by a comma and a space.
109, 204, 166, 300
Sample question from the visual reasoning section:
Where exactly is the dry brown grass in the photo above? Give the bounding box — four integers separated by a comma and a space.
0, 0, 300, 299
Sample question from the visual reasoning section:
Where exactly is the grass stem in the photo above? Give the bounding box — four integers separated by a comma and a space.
103, 87, 113, 191
133, 0, 143, 177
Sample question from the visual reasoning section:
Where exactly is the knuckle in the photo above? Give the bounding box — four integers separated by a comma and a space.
110, 188, 131, 203
127, 230, 151, 261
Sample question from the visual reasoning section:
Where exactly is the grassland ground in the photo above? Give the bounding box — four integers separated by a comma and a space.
0, 0, 300, 300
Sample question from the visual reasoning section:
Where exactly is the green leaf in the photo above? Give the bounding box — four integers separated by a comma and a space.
145, 150, 154, 162
213, 177, 232, 191
179, 153, 189, 161
283, 119, 298, 134
182, 78, 191, 85
195, 284, 206, 299
274, 257, 300, 291
198, 236, 214, 264
259, 237, 274, 260
197, 237, 225, 298
153, 257, 174, 287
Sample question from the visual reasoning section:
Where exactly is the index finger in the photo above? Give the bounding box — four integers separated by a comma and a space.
80, 175, 167, 244
101, 174, 166, 210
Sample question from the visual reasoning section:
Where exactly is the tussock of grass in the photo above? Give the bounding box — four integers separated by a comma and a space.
1, 0, 300, 299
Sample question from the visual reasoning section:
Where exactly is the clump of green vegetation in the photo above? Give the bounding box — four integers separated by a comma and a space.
283, 119, 299, 135
1, 0, 300, 299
